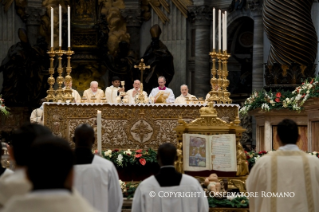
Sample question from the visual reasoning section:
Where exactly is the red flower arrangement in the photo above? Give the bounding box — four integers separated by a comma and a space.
275, 98, 280, 103
139, 158, 146, 166
276, 92, 281, 98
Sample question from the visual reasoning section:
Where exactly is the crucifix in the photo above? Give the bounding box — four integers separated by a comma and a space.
134, 59, 151, 103
134, 58, 150, 85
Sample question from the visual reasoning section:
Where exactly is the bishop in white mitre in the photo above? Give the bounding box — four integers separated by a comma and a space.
63, 80, 81, 103
105, 76, 124, 103
132, 143, 208, 212
126, 80, 148, 104
174, 84, 197, 104
73, 124, 123, 212
82, 81, 105, 103
149, 76, 175, 103
246, 119, 319, 212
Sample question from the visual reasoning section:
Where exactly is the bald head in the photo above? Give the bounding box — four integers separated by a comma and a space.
180, 84, 189, 96
90, 81, 98, 93
157, 143, 177, 166
73, 124, 95, 148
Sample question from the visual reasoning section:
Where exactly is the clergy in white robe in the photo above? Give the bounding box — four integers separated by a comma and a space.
126, 80, 148, 104
132, 143, 208, 212
149, 76, 175, 103
174, 84, 197, 104
2, 136, 98, 212
105, 76, 124, 103
0, 124, 51, 207
73, 124, 123, 212
83, 81, 105, 103
2, 189, 97, 212
246, 119, 319, 212
30, 106, 43, 124
63, 81, 81, 103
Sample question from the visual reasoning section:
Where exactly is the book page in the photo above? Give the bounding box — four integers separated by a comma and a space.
210, 134, 237, 172
183, 134, 210, 171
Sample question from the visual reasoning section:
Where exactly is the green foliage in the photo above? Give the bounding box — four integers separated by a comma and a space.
208, 196, 249, 208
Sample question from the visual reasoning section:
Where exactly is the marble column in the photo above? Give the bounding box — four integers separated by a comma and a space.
25, 0, 45, 46
121, 0, 142, 57
188, 5, 211, 98
252, 11, 263, 91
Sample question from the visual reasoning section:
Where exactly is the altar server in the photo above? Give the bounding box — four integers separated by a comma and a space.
149, 76, 175, 103
63, 80, 81, 103
126, 80, 148, 104
246, 119, 319, 212
73, 124, 123, 212
174, 84, 197, 104
30, 98, 45, 124
105, 76, 124, 103
132, 143, 209, 212
83, 81, 105, 103
0, 124, 52, 207
2, 136, 97, 212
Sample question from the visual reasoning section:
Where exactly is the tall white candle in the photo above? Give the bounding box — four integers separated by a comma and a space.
51, 7, 53, 48
225, 11, 227, 51
97, 110, 102, 153
213, 8, 215, 50
68, 6, 70, 48
222, 13, 225, 52
218, 10, 221, 51
59, 5, 62, 47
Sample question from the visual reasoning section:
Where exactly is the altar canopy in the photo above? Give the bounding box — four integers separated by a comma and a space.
43, 103, 240, 150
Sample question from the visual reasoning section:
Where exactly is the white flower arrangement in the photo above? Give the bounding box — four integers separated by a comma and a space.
124, 149, 132, 155
104, 150, 112, 157
119, 180, 127, 192
117, 154, 123, 166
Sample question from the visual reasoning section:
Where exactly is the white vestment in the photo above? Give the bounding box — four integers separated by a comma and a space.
62, 87, 82, 103
131, 174, 209, 212
0, 169, 13, 180
30, 107, 43, 124
126, 89, 148, 104
83, 88, 105, 103
0, 169, 32, 207
174, 93, 197, 104
74, 155, 123, 212
105, 86, 120, 103
246, 145, 319, 212
2, 189, 97, 212
149, 87, 175, 103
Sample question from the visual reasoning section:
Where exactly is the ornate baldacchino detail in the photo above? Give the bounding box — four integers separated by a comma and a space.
263, 0, 317, 85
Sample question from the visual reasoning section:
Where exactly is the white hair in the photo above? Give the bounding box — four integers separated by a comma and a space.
134, 79, 141, 84
90, 81, 98, 86
180, 84, 188, 89
158, 76, 166, 82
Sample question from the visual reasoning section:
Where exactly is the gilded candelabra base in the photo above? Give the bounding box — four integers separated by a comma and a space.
46, 48, 56, 102
63, 47, 75, 102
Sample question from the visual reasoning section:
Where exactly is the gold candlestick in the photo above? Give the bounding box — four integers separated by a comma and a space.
46, 47, 56, 102
222, 50, 231, 104
55, 47, 65, 102
208, 49, 219, 103
217, 50, 224, 103
63, 47, 74, 103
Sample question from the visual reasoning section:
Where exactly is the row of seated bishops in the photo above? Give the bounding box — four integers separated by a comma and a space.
30, 76, 212, 125
0, 123, 209, 212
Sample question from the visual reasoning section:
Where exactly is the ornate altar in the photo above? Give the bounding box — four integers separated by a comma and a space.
43, 103, 239, 150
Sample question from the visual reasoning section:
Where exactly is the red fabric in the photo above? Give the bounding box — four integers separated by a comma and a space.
158, 87, 166, 90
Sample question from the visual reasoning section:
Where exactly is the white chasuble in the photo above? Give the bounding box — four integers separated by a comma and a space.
246, 149, 319, 212
105, 86, 120, 103
131, 174, 209, 212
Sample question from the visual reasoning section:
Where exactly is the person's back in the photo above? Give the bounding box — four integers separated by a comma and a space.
132, 143, 208, 212
73, 124, 123, 212
0, 124, 52, 206
2, 136, 97, 212
246, 119, 319, 212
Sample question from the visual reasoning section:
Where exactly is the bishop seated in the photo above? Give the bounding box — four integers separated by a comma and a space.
174, 84, 197, 104
63, 80, 81, 103
126, 80, 148, 104
82, 81, 105, 103
105, 76, 124, 104
149, 76, 175, 103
